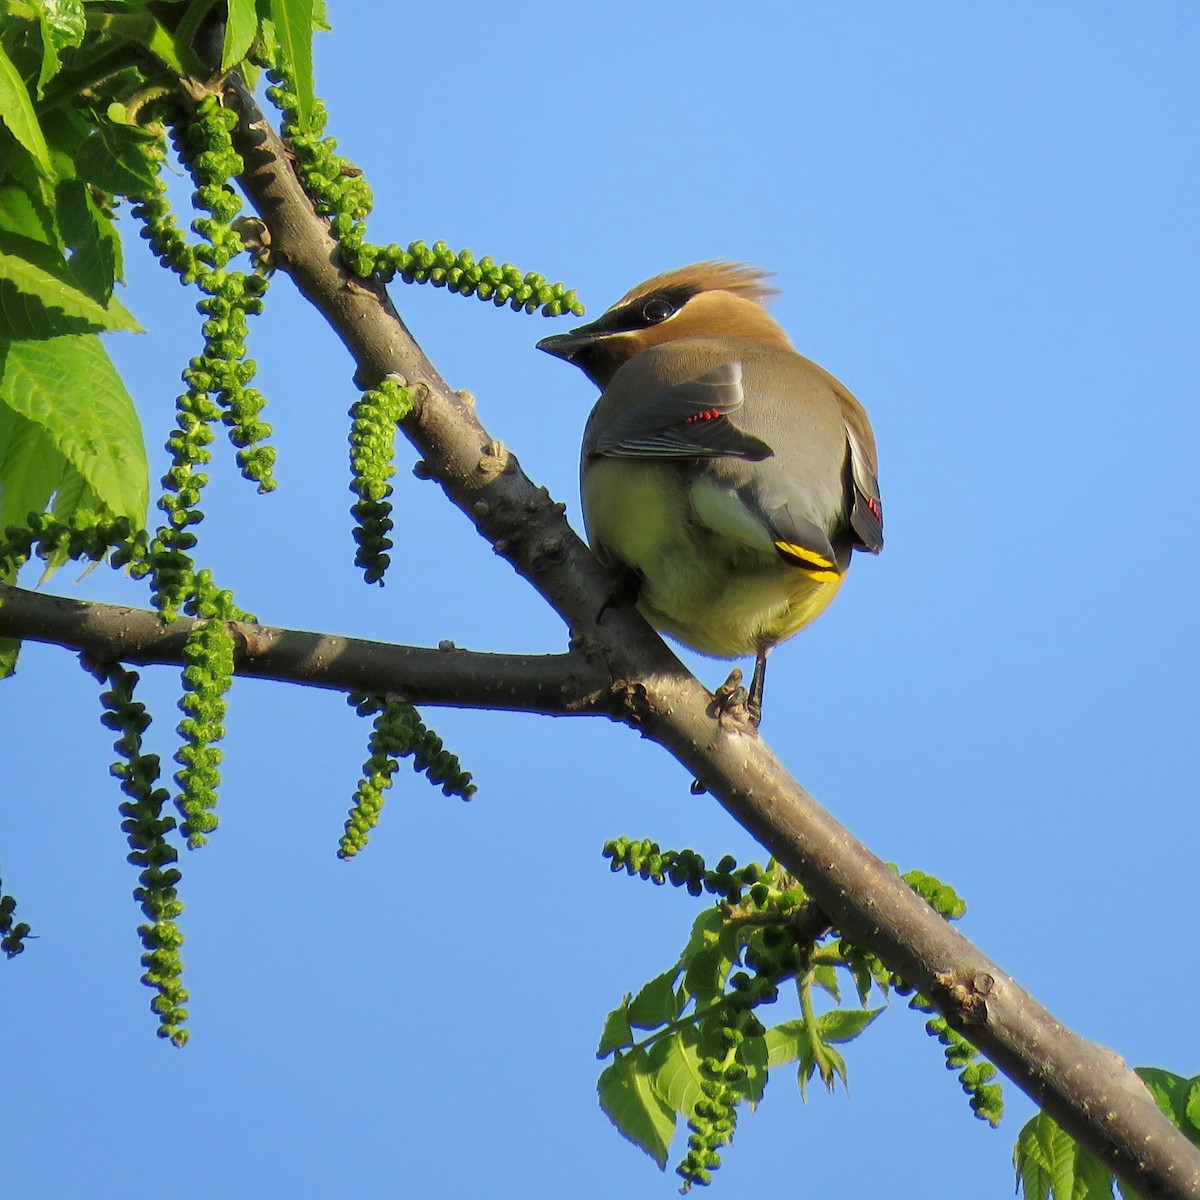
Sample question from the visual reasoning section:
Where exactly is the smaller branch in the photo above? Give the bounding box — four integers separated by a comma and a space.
0, 584, 613, 717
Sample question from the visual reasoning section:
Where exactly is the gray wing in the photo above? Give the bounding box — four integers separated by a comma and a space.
840, 396, 883, 554
585, 362, 773, 461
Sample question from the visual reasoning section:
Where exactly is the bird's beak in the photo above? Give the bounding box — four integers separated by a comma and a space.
536, 310, 614, 361
535, 328, 596, 362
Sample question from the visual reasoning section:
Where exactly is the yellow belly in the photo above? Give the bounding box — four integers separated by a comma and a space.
583, 459, 844, 659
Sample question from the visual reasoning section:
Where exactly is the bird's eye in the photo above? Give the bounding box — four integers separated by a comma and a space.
641, 297, 675, 324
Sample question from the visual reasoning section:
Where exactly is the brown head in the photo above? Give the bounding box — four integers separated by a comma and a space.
537, 261, 792, 389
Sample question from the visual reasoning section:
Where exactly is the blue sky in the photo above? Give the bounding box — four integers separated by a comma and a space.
3, 4, 1198, 1197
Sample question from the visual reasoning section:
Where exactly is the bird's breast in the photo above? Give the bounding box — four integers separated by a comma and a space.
581, 457, 843, 658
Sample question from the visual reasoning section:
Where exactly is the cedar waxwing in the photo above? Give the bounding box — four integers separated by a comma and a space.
537, 262, 882, 724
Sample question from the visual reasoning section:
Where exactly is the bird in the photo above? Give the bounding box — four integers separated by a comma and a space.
536, 261, 882, 725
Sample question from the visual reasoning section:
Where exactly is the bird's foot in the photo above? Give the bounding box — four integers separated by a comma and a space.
710, 668, 758, 732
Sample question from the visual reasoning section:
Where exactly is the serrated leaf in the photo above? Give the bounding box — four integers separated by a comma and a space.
678, 906, 725, 962
629, 970, 682, 1030
812, 1040, 846, 1093
597, 996, 634, 1058
598, 1049, 676, 1169
647, 1027, 705, 1119
815, 1007, 883, 1045
740, 1028, 769, 1107
56, 179, 120, 302
1015, 1120, 1055, 1200
270, 0, 315, 127
75, 120, 160, 199
681, 910, 739, 1004
31, 0, 87, 96
1185, 1079, 1200, 1135
0, 335, 147, 523
1014, 1112, 1115, 1200
796, 1049, 818, 1101
847, 955, 875, 1006
223, 0, 261, 68
766, 1018, 811, 1070
0, 231, 138, 337
811, 962, 841, 1002
51, 462, 102, 521
0, 406, 67, 532
0, 637, 19, 678
0, 182, 56, 243
0, 42, 53, 179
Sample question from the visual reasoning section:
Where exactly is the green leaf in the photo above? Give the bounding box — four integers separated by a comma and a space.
31, 0, 87, 96
75, 120, 160, 199
681, 909, 738, 1004
647, 1027, 705, 1120
0, 637, 19, 678
765, 1018, 812, 1069
56, 179, 121, 302
767, 1015, 850, 1099
0, 406, 67, 532
0, 231, 139, 338
740, 1027, 769, 1107
0, 181, 56, 244
1014, 1112, 1115, 1200
811, 962, 841, 1002
270, 0, 315, 127
0, 335, 148, 523
812, 1040, 847, 1093
223, 0, 261, 69
51, 462, 103, 521
629, 970, 682, 1030
1185, 1078, 1200, 1136
597, 996, 634, 1058
815, 1006, 883, 1045
598, 1049, 676, 1169
847, 954, 876, 1006
0, 41, 53, 179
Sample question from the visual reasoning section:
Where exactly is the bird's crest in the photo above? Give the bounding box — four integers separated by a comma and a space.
616, 261, 779, 310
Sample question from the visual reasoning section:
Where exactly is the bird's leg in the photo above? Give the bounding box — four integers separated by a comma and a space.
597, 566, 642, 625
747, 647, 770, 728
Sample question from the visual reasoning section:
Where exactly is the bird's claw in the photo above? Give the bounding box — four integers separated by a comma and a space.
711, 669, 758, 731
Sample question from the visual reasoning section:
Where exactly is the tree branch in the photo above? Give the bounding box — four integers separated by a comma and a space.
216, 81, 1199, 1196
18, 72, 1186, 1195
0, 584, 613, 716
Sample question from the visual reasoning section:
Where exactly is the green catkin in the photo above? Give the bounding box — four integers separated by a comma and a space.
602, 838, 764, 904
91, 660, 190, 1047
904, 989, 1004, 1126
348, 379, 412, 584
172, 573, 239, 848
677, 968, 775, 1192
181, 98, 275, 491
264, 63, 584, 318
339, 695, 476, 858
604, 842, 1003, 1182
172, 633, 231, 847
128, 103, 275, 623
408, 717, 476, 800
338, 698, 414, 859
0, 92, 275, 1040
0, 876, 31, 958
